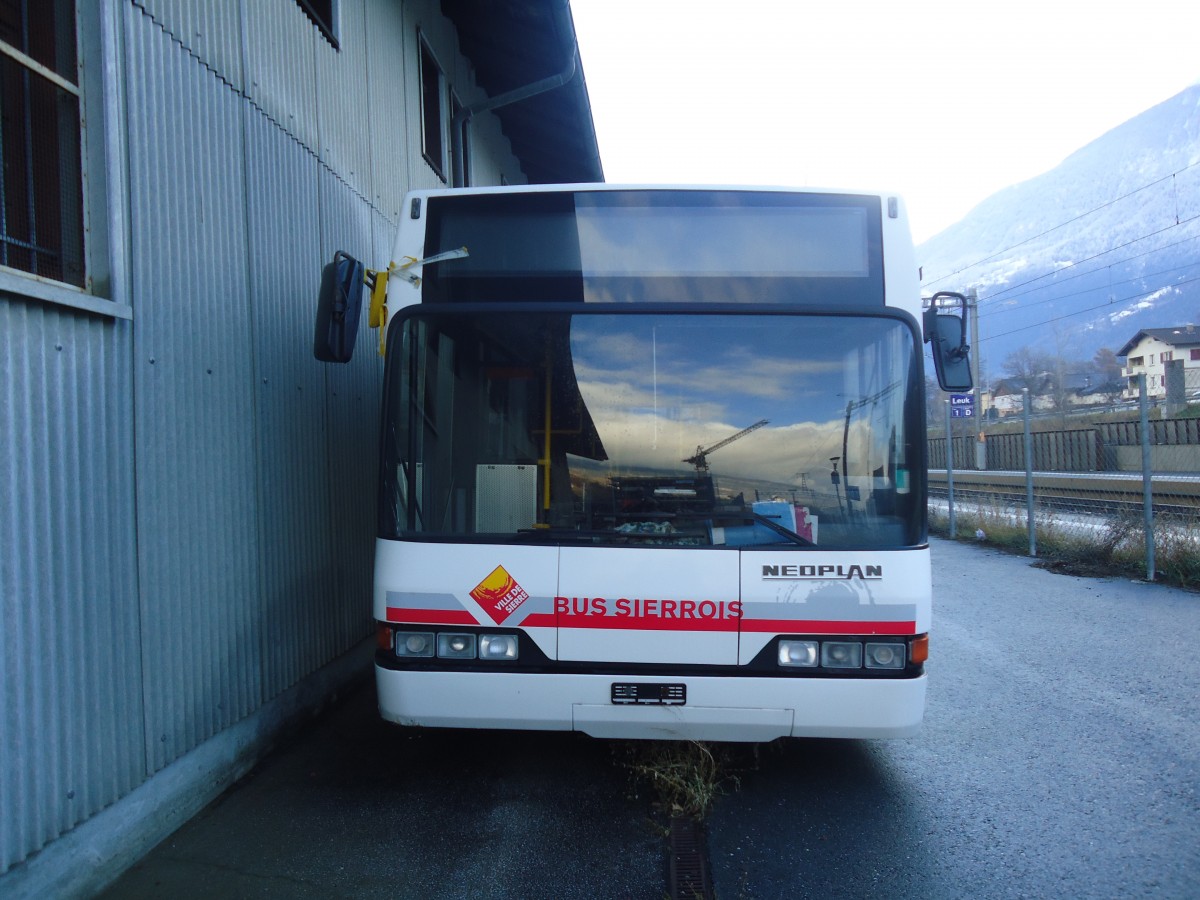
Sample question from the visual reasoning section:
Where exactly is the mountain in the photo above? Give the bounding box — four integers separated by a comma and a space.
916, 85, 1200, 383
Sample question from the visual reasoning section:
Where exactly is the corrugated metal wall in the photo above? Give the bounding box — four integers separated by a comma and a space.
0, 300, 143, 870
243, 107, 339, 696
365, 0, 415, 219
1, 0, 526, 874
126, 3, 265, 771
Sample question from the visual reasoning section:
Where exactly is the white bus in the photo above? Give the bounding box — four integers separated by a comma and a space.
316, 185, 971, 742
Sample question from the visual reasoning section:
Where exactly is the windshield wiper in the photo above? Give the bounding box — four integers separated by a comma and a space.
750, 512, 816, 546
392, 247, 470, 286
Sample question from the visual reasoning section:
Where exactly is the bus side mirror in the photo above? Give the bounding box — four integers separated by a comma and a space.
313, 250, 366, 363
924, 293, 972, 392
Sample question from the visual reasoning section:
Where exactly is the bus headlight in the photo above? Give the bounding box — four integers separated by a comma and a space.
821, 642, 863, 669
437, 633, 477, 659
479, 634, 519, 661
777, 640, 819, 667
864, 642, 905, 669
394, 632, 434, 657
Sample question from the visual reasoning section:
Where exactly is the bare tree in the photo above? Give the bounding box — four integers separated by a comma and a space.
1050, 357, 1095, 425
1093, 347, 1122, 382
1086, 347, 1125, 408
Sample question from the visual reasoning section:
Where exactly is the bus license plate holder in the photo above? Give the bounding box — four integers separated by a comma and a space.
611, 683, 686, 705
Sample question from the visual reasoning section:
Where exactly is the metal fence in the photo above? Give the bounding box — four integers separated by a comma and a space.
928, 378, 1200, 585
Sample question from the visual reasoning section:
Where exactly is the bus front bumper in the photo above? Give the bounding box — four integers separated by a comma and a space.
376, 668, 926, 742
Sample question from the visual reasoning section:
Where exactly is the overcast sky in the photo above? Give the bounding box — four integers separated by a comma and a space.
571, 0, 1200, 244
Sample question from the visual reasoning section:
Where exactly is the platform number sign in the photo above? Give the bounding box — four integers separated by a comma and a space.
950, 393, 975, 418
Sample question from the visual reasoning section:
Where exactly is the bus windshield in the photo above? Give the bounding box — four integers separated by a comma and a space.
380, 308, 924, 549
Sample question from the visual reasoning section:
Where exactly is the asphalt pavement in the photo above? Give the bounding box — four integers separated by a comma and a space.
709, 537, 1200, 897
101, 537, 1199, 899
98, 685, 665, 898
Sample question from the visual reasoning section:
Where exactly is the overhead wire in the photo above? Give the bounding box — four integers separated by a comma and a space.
917, 157, 1200, 363
921, 159, 1199, 289
983, 273, 1200, 343
978, 216, 1200, 306
973, 215, 1200, 352
978, 258, 1200, 320
976, 225, 1200, 309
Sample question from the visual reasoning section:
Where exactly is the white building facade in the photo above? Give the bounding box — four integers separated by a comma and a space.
1118, 326, 1200, 399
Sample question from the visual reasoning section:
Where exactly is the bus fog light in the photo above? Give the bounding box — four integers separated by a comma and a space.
437, 633, 477, 659
778, 640, 819, 667
394, 632, 434, 657
479, 634, 519, 660
865, 642, 904, 669
821, 642, 862, 669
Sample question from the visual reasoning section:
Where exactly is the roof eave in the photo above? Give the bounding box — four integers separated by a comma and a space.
441, 0, 604, 185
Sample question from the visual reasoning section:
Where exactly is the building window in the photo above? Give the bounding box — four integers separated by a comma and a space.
0, 0, 85, 287
419, 35, 446, 180
1129, 356, 1143, 367
1161, 351, 1173, 362
295, 0, 339, 48
1190, 349, 1200, 361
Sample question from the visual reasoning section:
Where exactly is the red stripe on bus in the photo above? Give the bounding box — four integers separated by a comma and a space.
549, 614, 739, 632
386, 607, 478, 626
386, 609, 915, 635
740, 619, 917, 635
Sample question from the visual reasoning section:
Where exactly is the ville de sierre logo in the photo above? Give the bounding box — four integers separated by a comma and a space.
470, 565, 530, 624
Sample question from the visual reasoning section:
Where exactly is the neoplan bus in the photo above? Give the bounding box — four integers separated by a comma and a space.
314, 185, 971, 742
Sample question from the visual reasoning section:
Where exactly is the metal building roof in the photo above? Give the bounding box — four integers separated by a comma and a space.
441, 0, 604, 184
1117, 325, 1200, 357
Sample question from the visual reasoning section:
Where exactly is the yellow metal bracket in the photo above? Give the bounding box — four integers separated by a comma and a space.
365, 265, 393, 356
364, 247, 469, 357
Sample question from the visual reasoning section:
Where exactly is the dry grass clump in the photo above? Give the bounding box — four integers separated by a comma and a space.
618, 740, 744, 820
932, 500, 1200, 588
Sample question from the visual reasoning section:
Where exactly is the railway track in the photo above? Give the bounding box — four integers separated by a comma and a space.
926, 469, 1200, 518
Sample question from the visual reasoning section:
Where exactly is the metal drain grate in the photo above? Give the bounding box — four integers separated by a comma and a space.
669, 815, 713, 899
